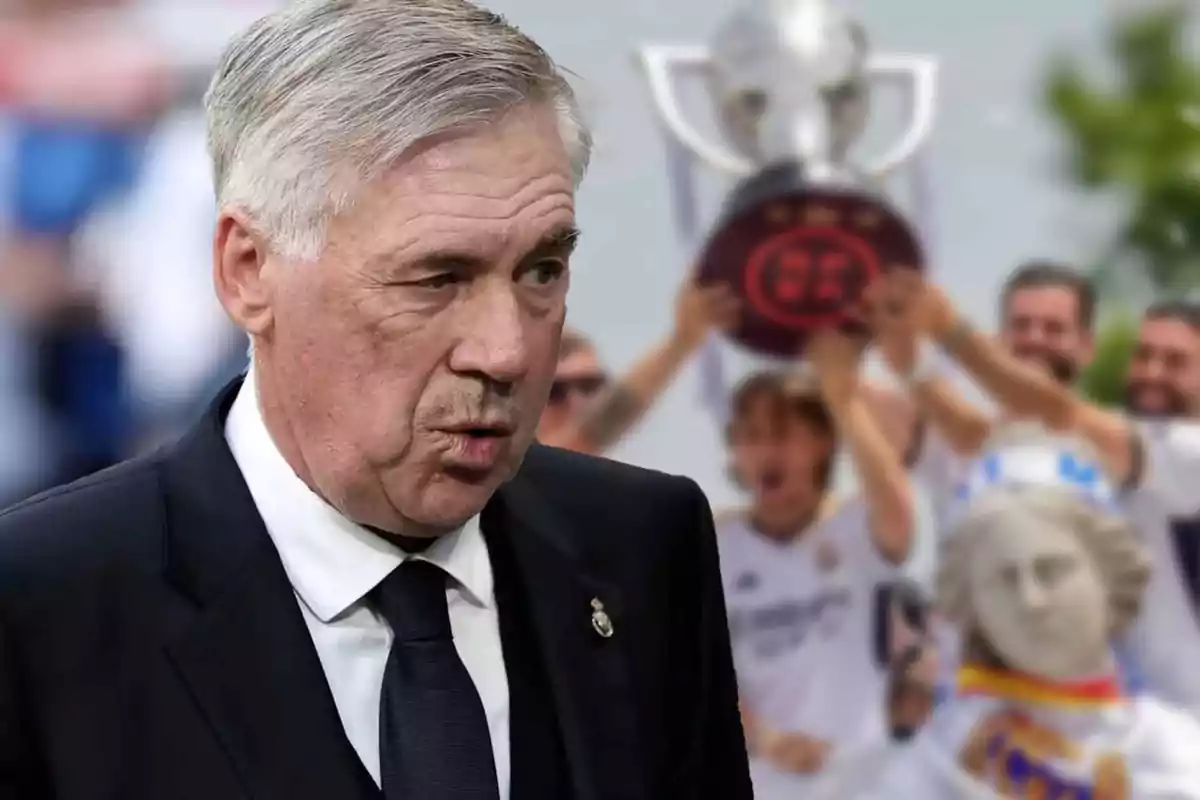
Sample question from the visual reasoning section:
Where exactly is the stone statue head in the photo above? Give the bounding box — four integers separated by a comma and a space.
936, 424, 1150, 684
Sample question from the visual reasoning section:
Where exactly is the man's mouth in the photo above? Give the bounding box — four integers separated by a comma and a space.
1125, 383, 1188, 417
437, 422, 516, 472
439, 421, 516, 438
1014, 348, 1076, 385
759, 467, 785, 492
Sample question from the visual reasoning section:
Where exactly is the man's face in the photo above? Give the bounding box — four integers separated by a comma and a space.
728, 396, 831, 517
1125, 316, 1200, 418
999, 286, 1092, 384
968, 506, 1108, 683
247, 106, 576, 533
536, 345, 607, 440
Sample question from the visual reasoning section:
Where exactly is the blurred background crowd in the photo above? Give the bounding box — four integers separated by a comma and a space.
1, 0, 1198, 792
0, 0, 282, 505
3, 1, 1196, 508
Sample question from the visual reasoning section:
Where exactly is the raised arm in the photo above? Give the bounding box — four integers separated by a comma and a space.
867, 277, 992, 457
809, 331, 914, 564
876, 272, 1139, 484
911, 378, 992, 457
858, 384, 921, 463
545, 280, 738, 455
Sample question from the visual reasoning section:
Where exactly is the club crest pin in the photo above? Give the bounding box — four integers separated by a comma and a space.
815, 540, 840, 573
590, 597, 614, 639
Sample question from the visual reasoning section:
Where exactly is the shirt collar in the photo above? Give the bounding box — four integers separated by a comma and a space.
224, 371, 493, 623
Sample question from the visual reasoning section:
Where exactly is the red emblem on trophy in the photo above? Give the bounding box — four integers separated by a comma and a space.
697, 164, 924, 357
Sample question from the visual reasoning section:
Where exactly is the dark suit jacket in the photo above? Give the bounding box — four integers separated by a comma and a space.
0, 382, 751, 799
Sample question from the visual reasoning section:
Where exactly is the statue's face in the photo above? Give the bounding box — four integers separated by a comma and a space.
967, 507, 1110, 683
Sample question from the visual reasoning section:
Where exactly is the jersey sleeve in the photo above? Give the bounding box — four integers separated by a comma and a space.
822, 496, 898, 584
1132, 420, 1200, 513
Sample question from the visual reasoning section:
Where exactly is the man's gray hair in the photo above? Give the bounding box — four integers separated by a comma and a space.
204, 0, 592, 260
937, 424, 1151, 665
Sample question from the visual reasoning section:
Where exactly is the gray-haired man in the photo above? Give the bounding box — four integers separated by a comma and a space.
0, 2, 752, 798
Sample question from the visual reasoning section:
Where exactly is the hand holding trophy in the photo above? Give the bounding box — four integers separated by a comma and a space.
636, 0, 938, 358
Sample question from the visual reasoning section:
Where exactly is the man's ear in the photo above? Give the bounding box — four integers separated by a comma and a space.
213, 210, 274, 338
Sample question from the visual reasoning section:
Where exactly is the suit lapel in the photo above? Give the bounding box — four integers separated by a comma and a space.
484, 462, 651, 800
160, 380, 379, 800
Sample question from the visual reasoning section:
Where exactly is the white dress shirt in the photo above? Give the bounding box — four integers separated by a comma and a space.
225, 373, 510, 794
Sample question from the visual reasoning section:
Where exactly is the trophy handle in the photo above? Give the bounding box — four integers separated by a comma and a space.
862, 54, 939, 178
637, 46, 938, 181
635, 45, 756, 177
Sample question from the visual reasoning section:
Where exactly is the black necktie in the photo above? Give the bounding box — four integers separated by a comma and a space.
374, 559, 500, 800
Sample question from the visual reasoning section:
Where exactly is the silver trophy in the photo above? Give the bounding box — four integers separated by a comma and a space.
636, 0, 938, 357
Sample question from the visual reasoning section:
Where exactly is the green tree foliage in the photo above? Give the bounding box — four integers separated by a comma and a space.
1044, 3, 1200, 403
1079, 312, 1139, 407
1045, 2, 1200, 294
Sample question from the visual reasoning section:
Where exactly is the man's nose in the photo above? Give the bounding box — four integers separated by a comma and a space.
1134, 357, 1164, 384
1021, 326, 1048, 347
564, 391, 591, 416
1150, 359, 1172, 382
449, 283, 530, 384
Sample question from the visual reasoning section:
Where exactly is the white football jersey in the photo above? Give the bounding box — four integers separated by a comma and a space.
715, 497, 899, 798
911, 425, 967, 536
850, 693, 1200, 799
1124, 420, 1200, 719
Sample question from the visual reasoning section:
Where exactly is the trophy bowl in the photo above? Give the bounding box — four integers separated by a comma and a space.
696, 160, 924, 358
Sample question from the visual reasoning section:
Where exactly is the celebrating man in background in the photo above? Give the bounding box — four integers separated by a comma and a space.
715, 329, 914, 798
872, 260, 1097, 528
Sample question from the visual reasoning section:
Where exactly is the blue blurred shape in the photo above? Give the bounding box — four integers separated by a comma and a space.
10, 118, 145, 236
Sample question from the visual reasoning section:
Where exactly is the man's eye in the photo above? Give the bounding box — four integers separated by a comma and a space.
413, 273, 461, 290
519, 260, 566, 287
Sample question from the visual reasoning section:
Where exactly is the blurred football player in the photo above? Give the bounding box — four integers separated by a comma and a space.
714, 329, 914, 798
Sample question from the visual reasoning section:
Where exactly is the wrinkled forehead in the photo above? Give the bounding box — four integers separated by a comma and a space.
1002, 285, 1082, 326
333, 107, 577, 258
1139, 316, 1200, 355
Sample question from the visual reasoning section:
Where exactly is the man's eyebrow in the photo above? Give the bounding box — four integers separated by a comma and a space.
537, 225, 581, 253
367, 226, 581, 275
365, 248, 481, 277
